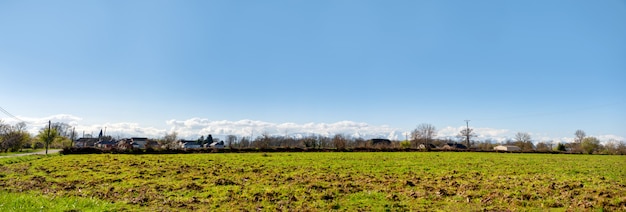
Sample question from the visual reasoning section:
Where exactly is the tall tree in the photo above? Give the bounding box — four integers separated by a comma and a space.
226, 135, 237, 148
457, 128, 476, 148
410, 123, 437, 148
332, 134, 348, 149
573, 130, 586, 153
514, 132, 534, 151
206, 134, 214, 145
574, 130, 586, 144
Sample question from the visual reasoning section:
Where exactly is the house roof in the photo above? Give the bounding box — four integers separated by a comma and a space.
96, 140, 117, 145
76, 138, 98, 142
183, 141, 201, 146
131, 137, 148, 141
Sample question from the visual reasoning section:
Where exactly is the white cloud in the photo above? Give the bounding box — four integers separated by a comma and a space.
164, 118, 402, 140
2, 114, 83, 135
2, 114, 624, 144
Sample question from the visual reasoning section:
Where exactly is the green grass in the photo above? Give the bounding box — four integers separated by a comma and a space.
0, 152, 624, 211
0, 191, 128, 212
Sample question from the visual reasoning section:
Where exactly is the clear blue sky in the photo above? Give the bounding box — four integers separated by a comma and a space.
1, 0, 624, 141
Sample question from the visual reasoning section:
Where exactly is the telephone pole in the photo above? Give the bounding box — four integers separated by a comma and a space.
70, 127, 75, 147
464, 120, 470, 147
46, 120, 51, 155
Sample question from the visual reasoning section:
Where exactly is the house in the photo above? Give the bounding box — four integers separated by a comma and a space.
207, 141, 225, 149
371, 139, 391, 146
179, 140, 202, 149
442, 143, 468, 150
131, 137, 148, 149
75, 138, 98, 147
95, 140, 118, 149
494, 145, 521, 151
116, 138, 133, 149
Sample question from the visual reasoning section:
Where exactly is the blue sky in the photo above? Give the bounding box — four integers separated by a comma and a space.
1, 0, 624, 142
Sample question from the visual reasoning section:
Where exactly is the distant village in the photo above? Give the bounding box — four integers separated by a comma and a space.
75, 136, 225, 150
74, 133, 528, 152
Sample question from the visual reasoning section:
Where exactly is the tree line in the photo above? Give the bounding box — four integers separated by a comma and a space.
2, 119, 625, 155
408, 123, 625, 154
0, 120, 75, 153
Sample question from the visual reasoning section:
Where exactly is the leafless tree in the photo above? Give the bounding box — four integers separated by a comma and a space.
514, 132, 534, 151
239, 137, 250, 148
457, 128, 476, 148
411, 123, 437, 148
572, 130, 586, 153
13, 122, 27, 132
332, 134, 348, 149
226, 135, 237, 149
161, 131, 178, 149
574, 130, 586, 143
515, 132, 531, 143
253, 133, 271, 149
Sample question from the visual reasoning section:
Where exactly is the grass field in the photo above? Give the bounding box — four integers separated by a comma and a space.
1, 152, 624, 211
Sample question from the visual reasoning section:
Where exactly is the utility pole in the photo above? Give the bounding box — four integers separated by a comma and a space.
70, 127, 75, 147
464, 120, 470, 147
46, 120, 51, 155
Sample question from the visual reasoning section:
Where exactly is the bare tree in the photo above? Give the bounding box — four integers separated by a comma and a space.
514, 132, 534, 151
161, 131, 178, 149
515, 132, 531, 143
226, 135, 237, 149
52, 122, 73, 138
253, 133, 271, 149
239, 137, 250, 148
574, 130, 586, 143
457, 128, 476, 148
410, 123, 437, 148
573, 130, 586, 153
332, 134, 348, 149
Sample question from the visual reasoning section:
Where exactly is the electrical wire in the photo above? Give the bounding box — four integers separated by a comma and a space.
0, 106, 27, 123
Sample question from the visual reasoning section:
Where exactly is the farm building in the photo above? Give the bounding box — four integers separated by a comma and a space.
494, 145, 521, 151
208, 141, 225, 149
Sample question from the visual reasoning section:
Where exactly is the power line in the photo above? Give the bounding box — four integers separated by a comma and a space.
0, 106, 26, 123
